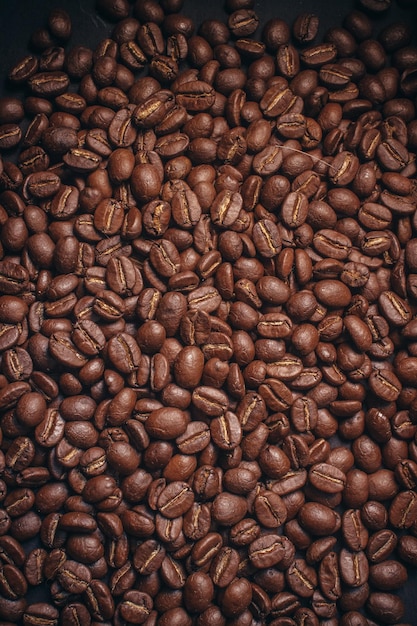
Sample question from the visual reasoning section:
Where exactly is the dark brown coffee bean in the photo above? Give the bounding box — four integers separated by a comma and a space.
210, 189, 243, 228
252, 219, 282, 258
57, 560, 91, 594
183, 571, 214, 613
157, 481, 194, 518
212, 493, 247, 526
339, 549, 369, 588
208, 546, 239, 588
368, 368, 402, 402
175, 81, 215, 111
254, 490, 287, 528
378, 290, 412, 326
309, 463, 346, 493
366, 529, 397, 563
342, 509, 368, 552
191, 532, 223, 569
8, 56, 39, 83
118, 590, 153, 623
366, 592, 405, 625
293, 13, 319, 43
192, 385, 228, 416
275, 44, 300, 80
369, 560, 407, 591
133, 539, 165, 576
317, 551, 341, 602
24, 548, 47, 587
259, 444, 291, 479
301, 43, 337, 67
211, 412, 242, 450
4, 488, 35, 519
63, 147, 101, 173
248, 534, 285, 570
149, 240, 181, 278
376, 137, 409, 171
286, 559, 317, 598
192, 465, 221, 501
389, 490, 417, 528
60, 603, 92, 626
299, 502, 341, 536
228, 10, 259, 37
398, 535, 417, 566
145, 407, 189, 440
21, 603, 59, 626
0, 563, 28, 599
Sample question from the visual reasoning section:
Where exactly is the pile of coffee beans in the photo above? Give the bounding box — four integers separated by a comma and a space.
0, 0, 417, 623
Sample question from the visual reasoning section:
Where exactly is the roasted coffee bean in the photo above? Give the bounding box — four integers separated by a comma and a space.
57, 560, 92, 593
133, 538, 165, 575
255, 488, 288, 526
118, 590, 153, 623
293, 13, 319, 44
249, 534, 285, 568
191, 532, 222, 570
157, 481, 194, 518
210, 411, 242, 450
366, 529, 397, 563
309, 463, 346, 493
299, 502, 341, 536
366, 592, 405, 625
192, 385, 228, 416
389, 490, 417, 528
145, 407, 189, 439
286, 559, 317, 598
369, 559, 407, 591
339, 549, 369, 588
342, 509, 368, 552
398, 535, 417, 566
208, 546, 239, 588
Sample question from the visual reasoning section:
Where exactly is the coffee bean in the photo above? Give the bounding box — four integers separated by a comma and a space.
318, 550, 341, 602
366, 528, 397, 563
157, 481, 194, 518
249, 534, 285, 568
183, 571, 214, 613
118, 590, 153, 623
286, 558, 317, 598
339, 548, 369, 588
190, 532, 222, 570
309, 463, 346, 493
192, 465, 221, 501
299, 502, 341, 536
369, 559, 407, 591
293, 13, 319, 44
133, 539, 165, 577
209, 546, 239, 588
366, 592, 405, 625
253, 490, 287, 528
389, 490, 417, 528
57, 560, 92, 593
192, 385, 228, 416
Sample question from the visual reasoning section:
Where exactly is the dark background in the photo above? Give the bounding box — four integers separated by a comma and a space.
0, 0, 417, 622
